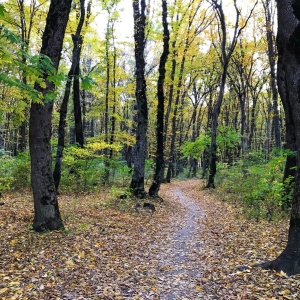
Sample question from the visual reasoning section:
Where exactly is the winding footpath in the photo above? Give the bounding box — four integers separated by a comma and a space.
139, 180, 213, 299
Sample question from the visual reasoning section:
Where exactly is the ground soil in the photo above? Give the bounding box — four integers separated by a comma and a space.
1, 179, 300, 299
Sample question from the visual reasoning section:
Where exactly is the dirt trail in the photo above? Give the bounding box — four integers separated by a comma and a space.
138, 180, 211, 299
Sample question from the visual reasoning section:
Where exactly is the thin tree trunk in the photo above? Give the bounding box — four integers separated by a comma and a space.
53, 0, 86, 191
263, 0, 281, 148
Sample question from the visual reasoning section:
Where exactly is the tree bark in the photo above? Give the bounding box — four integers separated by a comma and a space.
130, 0, 148, 197
258, 0, 300, 275
53, 0, 86, 191
29, 0, 72, 232
149, 0, 170, 197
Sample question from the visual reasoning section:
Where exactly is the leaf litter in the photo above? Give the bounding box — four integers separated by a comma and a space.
0, 180, 299, 299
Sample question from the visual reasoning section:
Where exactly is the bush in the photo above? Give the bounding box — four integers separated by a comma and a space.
216, 149, 293, 221
0, 152, 31, 192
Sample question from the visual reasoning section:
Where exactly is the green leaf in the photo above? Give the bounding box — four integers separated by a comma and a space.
44, 91, 57, 103
0, 4, 7, 17
81, 76, 96, 90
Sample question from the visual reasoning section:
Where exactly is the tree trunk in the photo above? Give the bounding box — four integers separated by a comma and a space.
206, 66, 227, 188
149, 0, 170, 197
130, 0, 148, 197
206, 0, 256, 187
73, 35, 84, 147
29, 0, 72, 232
258, 0, 300, 275
263, 0, 281, 149
53, 0, 86, 191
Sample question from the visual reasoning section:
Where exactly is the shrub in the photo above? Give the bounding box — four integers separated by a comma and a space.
216, 149, 293, 221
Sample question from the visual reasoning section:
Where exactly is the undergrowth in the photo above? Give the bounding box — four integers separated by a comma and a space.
215, 149, 294, 221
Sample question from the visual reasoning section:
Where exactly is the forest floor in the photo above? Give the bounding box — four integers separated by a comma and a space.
0, 179, 300, 299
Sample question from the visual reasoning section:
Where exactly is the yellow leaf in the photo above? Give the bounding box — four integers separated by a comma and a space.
65, 260, 75, 266
0, 288, 8, 294
279, 289, 291, 295
9, 281, 20, 286
195, 285, 203, 291
10, 239, 16, 246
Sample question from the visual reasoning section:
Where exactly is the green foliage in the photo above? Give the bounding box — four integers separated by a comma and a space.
216, 149, 293, 221
216, 126, 241, 152
58, 145, 104, 192
81, 76, 97, 90
0, 4, 7, 17
181, 126, 240, 160
0, 19, 65, 103
145, 159, 155, 184
0, 152, 30, 192
182, 134, 210, 159
57, 145, 133, 192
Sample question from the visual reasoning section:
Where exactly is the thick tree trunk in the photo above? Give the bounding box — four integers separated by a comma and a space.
149, 0, 170, 197
29, 0, 72, 232
130, 0, 148, 197
258, 0, 300, 275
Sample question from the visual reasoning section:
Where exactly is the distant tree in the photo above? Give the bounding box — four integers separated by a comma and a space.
206, 0, 257, 188
29, 0, 72, 232
262, 0, 281, 149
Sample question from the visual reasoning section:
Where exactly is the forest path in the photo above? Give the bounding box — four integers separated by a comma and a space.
137, 180, 215, 299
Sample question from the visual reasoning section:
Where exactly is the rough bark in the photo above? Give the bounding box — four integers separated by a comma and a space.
149, 0, 170, 197
258, 0, 300, 275
130, 0, 148, 197
29, 0, 72, 232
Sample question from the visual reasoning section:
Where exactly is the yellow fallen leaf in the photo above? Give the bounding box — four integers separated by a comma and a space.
65, 260, 75, 266
279, 289, 291, 295
10, 239, 16, 246
9, 281, 20, 286
0, 288, 8, 294
195, 285, 203, 291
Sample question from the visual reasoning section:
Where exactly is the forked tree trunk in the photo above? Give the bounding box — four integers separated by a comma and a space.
29, 0, 72, 232
258, 0, 300, 275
